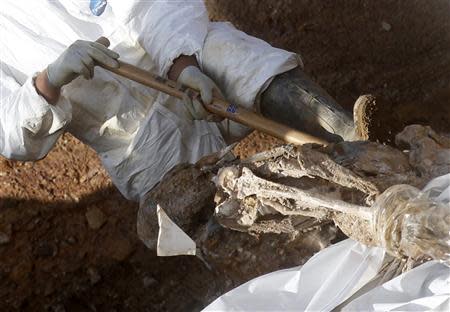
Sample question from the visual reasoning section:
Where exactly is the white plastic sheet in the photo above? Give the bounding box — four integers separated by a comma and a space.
342, 261, 450, 311
156, 205, 196, 256
204, 174, 450, 311
204, 239, 386, 311
204, 240, 450, 312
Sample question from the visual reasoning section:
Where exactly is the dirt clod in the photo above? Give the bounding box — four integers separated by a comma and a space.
10, 261, 33, 284
103, 237, 135, 262
87, 267, 101, 285
381, 21, 392, 31
142, 276, 159, 288
0, 231, 11, 244
34, 242, 58, 258
85, 207, 107, 230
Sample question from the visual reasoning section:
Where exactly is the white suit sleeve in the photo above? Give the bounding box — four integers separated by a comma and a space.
0, 69, 72, 161
109, 0, 209, 76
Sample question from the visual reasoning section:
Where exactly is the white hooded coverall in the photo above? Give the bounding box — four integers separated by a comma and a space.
0, 0, 299, 201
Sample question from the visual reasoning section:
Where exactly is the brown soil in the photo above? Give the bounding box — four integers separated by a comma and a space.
0, 134, 218, 311
1, 1, 450, 311
208, 0, 450, 150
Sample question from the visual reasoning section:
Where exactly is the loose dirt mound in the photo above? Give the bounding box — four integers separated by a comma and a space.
1, 2, 450, 311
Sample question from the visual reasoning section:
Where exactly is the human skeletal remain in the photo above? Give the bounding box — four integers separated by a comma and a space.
213, 125, 450, 263
137, 124, 450, 283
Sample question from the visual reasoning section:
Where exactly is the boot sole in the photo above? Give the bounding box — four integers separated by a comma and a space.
353, 95, 378, 141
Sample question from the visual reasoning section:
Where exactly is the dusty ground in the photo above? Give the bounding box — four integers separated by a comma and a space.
208, 0, 450, 147
1, 1, 450, 311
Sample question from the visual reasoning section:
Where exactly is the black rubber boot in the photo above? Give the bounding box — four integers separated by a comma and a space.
260, 67, 357, 143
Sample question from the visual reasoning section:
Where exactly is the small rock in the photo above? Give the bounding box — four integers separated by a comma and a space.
101, 236, 135, 261
87, 267, 101, 285
142, 276, 158, 288
44, 281, 55, 296
0, 231, 10, 245
35, 242, 58, 258
381, 21, 391, 31
25, 218, 40, 231
70, 194, 80, 203
66, 236, 77, 245
10, 261, 33, 283
111, 238, 134, 261
52, 304, 66, 312
0, 158, 11, 171
85, 207, 107, 230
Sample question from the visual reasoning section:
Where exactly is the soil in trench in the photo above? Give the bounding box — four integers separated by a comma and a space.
1, 1, 450, 311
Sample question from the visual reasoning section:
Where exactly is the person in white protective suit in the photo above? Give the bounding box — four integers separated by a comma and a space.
1, 0, 367, 249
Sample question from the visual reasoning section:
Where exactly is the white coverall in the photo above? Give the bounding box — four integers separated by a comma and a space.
0, 0, 299, 201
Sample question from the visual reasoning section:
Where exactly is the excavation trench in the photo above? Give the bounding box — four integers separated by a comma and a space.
2, 1, 450, 310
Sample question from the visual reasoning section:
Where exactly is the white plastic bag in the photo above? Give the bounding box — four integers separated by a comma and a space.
203, 239, 385, 311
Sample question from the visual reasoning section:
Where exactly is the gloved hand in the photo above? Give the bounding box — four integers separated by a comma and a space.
47, 40, 120, 88
177, 66, 224, 121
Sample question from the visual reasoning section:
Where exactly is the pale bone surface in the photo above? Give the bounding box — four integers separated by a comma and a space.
138, 125, 450, 284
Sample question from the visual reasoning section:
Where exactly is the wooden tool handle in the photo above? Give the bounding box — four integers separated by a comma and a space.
94, 37, 327, 145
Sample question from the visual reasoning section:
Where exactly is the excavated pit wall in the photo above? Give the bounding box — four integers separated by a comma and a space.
207, 0, 450, 152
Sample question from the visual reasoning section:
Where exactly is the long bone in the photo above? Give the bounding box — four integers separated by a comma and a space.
234, 168, 373, 220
